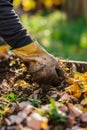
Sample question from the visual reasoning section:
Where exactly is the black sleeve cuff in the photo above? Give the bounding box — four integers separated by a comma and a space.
0, 0, 33, 49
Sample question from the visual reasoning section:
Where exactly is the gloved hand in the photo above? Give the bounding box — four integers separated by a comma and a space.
13, 41, 65, 85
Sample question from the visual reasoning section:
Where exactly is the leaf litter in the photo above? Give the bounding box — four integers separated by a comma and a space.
0, 54, 87, 130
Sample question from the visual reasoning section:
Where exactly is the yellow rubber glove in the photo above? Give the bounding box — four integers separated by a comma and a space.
13, 41, 65, 85
0, 45, 9, 57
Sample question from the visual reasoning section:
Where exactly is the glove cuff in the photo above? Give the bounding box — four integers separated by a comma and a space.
12, 41, 47, 58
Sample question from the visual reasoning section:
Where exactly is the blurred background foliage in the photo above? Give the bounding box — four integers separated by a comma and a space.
0, 0, 87, 61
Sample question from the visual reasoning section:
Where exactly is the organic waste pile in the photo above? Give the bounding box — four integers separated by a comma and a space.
0, 52, 87, 130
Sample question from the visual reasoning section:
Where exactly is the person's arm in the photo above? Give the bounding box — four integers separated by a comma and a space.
0, 0, 33, 49
0, 0, 65, 85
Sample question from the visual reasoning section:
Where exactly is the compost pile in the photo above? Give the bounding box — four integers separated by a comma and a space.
0, 53, 87, 130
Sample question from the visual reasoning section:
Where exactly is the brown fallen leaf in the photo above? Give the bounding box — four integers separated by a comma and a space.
17, 124, 33, 130
27, 112, 48, 130
81, 112, 87, 123
9, 115, 23, 124
77, 128, 87, 130
67, 103, 82, 117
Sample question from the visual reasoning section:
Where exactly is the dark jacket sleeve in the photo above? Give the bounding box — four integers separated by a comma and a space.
0, 0, 33, 49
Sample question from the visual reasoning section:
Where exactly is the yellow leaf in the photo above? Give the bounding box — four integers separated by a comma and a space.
22, 0, 36, 11
14, 80, 29, 88
4, 107, 13, 115
83, 107, 87, 113
66, 72, 87, 98
81, 98, 87, 105
41, 120, 48, 130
